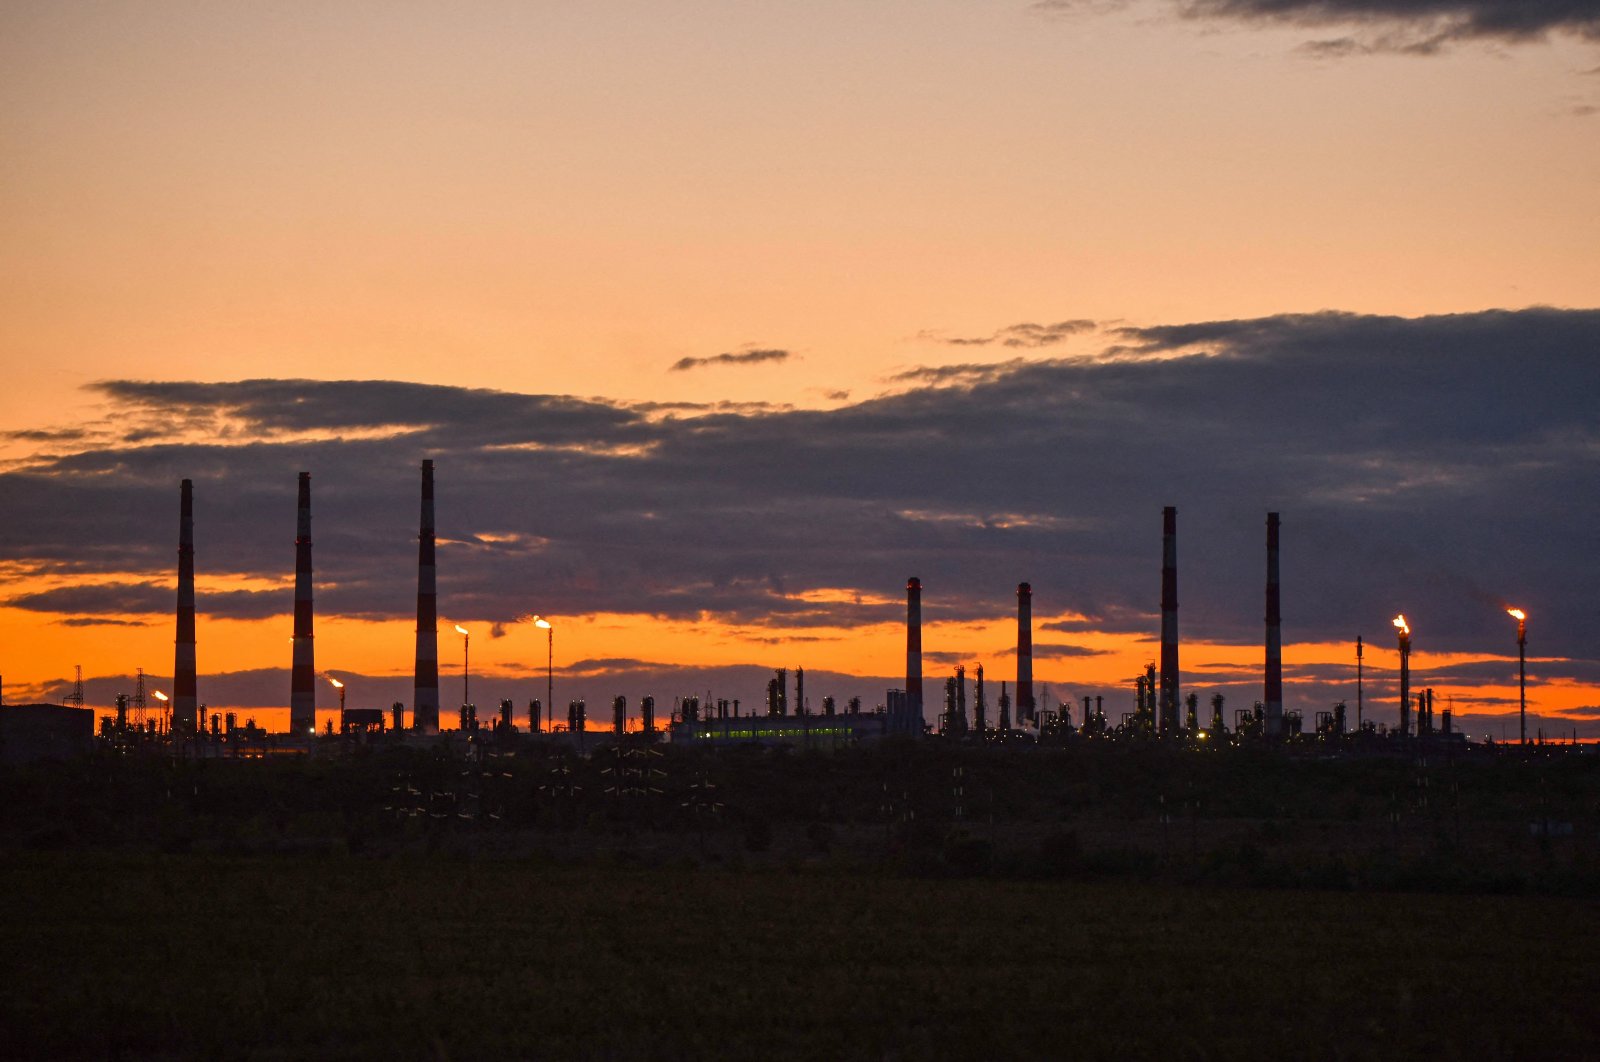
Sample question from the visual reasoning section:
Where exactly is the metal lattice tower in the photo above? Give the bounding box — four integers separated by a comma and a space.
70, 665, 85, 711
133, 668, 147, 728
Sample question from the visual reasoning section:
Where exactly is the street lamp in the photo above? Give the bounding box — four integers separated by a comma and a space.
532, 616, 553, 732
1508, 608, 1527, 746
454, 625, 470, 709
329, 676, 346, 733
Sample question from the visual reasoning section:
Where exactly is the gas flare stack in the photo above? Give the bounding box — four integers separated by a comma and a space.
1508, 608, 1527, 746
1159, 506, 1180, 736
289, 472, 316, 735
1264, 512, 1284, 738
1394, 615, 1411, 737
414, 460, 441, 733
173, 478, 198, 734
1016, 582, 1035, 724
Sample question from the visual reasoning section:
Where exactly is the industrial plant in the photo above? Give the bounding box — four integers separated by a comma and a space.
5, 457, 1568, 770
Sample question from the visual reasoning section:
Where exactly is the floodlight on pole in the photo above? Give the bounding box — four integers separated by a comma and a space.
1508, 608, 1527, 746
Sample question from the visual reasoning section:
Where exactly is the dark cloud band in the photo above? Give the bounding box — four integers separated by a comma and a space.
6, 307, 1598, 677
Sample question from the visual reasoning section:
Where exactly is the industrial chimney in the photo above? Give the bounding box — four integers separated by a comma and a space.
414, 460, 440, 732
1264, 512, 1283, 738
1016, 582, 1035, 724
289, 472, 316, 735
173, 478, 198, 734
906, 577, 923, 726
1395, 615, 1411, 737
1159, 507, 1180, 736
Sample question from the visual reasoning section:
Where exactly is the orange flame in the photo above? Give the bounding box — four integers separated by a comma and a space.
1392, 614, 1409, 635
328, 677, 344, 689
1507, 608, 1525, 621
152, 690, 169, 702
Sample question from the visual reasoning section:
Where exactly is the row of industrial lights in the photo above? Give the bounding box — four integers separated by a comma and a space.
152, 608, 1535, 739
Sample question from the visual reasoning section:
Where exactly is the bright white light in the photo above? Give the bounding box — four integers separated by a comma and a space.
152, 690, 169, 702
328, 677, 344, 689
454, 624, 470, 636
534, 616, 552, 629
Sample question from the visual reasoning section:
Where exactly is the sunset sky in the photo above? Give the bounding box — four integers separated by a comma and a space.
3, 1, 1597, 736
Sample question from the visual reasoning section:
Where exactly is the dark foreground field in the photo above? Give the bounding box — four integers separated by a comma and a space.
3, 854, 1596, 1060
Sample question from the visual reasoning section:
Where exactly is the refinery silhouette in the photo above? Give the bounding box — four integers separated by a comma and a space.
4, 457, 1557, 762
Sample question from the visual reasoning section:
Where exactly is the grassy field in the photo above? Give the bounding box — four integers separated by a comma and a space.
3, 852, 1597, 1059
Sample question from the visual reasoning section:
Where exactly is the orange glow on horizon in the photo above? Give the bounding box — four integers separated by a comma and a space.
9, 597, 1590, 734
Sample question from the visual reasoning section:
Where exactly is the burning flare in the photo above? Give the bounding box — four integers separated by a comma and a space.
454, 624, 470, 636
1507, 608, 1526, 621
152, 690, 169, 702
1392, 614, 1410, 636
328, 677, 344, 689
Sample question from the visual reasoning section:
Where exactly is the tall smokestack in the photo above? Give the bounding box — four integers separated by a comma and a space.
173, 478, 198, 734
1016, 582, 1034, 723
1264, 512, 1283, 738
906, 577, 923, 725
1395, 615, 1411, 737
1159, 506, 1180, 735
289, 472, 316, 735
414, 460, 440, 732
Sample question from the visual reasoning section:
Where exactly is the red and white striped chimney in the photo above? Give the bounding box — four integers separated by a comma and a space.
413, 460, 440, 732
289, 472, 316, 734
173, 478, 198, 733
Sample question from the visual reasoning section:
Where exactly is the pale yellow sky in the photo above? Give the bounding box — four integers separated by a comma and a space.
2, 1, 1596, 433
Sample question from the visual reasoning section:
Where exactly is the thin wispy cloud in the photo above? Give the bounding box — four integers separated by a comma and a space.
1035, 0, 1600, 53
668, 348, 793, 373
921, 320, 1095, 349
888, 358, 1032, 386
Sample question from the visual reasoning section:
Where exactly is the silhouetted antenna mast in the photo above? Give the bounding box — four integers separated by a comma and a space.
70, 665, 84, 710
133, 668, 147, 728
